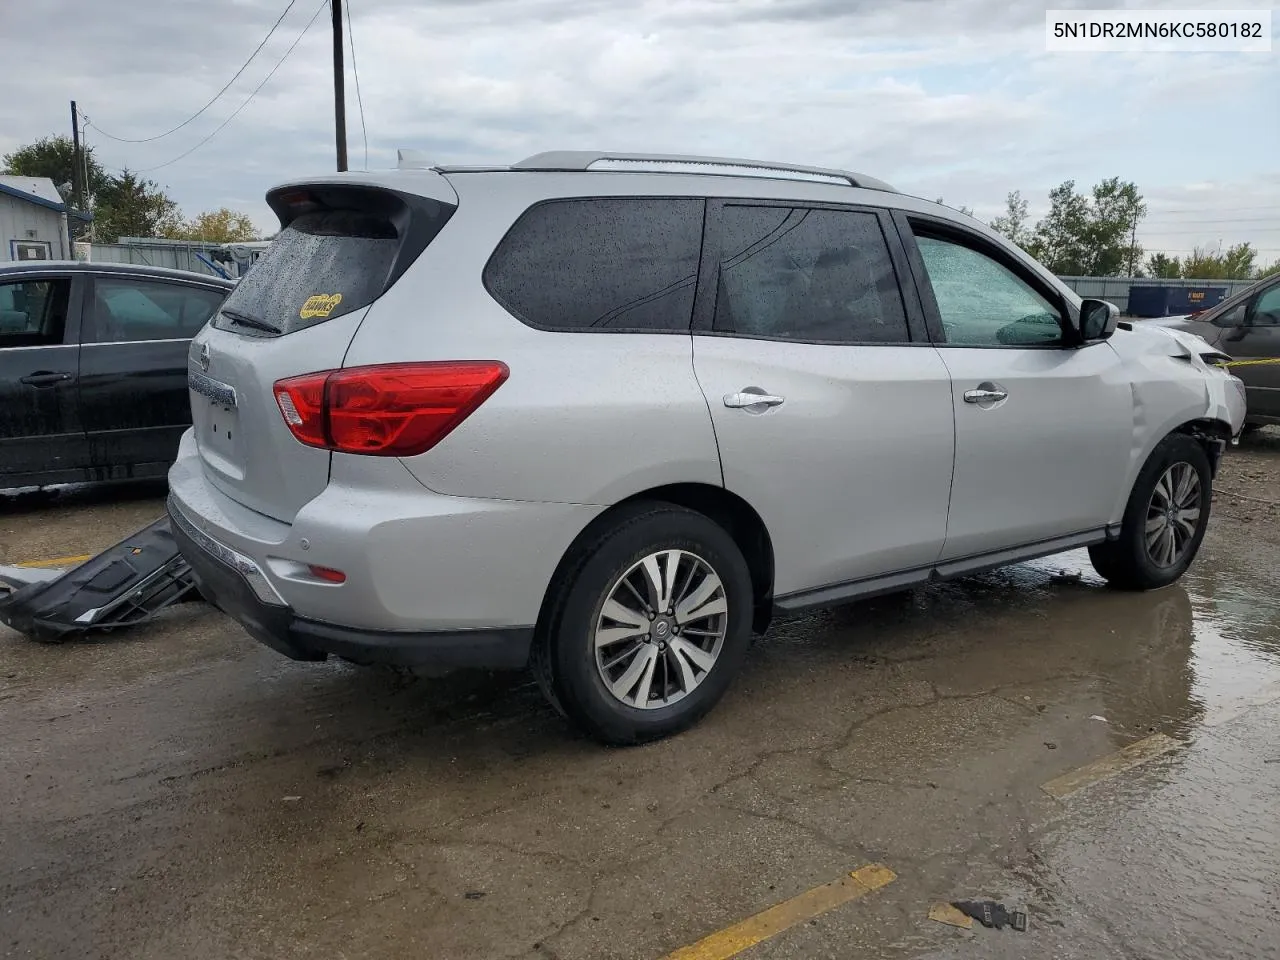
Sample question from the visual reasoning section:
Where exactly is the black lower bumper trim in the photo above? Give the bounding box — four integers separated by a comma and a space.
170, 506, 533, 671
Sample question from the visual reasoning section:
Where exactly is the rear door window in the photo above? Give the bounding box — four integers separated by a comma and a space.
711, 205, 910, 343
87, 277, 227, 342
484, 197, 704, 332
0, 278, 71, 347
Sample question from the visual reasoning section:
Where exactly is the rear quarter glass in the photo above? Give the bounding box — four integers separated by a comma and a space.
214, 188, 454, 337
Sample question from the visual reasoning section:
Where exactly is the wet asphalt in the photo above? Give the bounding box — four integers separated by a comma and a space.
2, 435, 1279, 960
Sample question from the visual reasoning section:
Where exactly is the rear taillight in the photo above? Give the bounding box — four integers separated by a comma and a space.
273, 361, 509, 457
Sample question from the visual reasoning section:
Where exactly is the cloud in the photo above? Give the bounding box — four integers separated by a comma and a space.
0, 0, 1275, 259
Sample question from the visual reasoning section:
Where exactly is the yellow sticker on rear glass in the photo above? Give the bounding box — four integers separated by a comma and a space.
300, 293, 343, 319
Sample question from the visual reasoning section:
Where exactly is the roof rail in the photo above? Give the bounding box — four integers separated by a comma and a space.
509, 151, 896, 192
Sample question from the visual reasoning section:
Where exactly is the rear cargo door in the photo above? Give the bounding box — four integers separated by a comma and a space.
189, 181, 456, 521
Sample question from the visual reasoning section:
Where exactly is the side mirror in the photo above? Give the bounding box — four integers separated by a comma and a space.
1211, 302, 1248, 328
1078, 298, 1119, 341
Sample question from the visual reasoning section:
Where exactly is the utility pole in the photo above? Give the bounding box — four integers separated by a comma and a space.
69, 100, 83, 212
331, 0, 348, 172
1127, 214, 1138, 276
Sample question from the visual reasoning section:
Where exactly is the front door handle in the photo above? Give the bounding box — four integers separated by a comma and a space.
724, 390, 786, 410
20, 371, 74, 387
963, 385, 1008, 404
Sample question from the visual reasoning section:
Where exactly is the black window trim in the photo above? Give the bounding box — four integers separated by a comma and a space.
891, 210, 1085, 350
83, 273, 230, 345
0, 272, 79, 349
691, 197, 927, 346
481, 194, 708, 335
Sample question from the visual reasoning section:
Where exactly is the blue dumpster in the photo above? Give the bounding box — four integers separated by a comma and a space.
1172, 286, 1227, 315
1127, 286, 1170, 317
1127, 285, 1228, 317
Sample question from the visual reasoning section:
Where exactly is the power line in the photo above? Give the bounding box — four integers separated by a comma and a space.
346, 0, 369, 170
1142, 204, 1280, 215
134, 0, 328, 173
87, 0, 301, 144
1141, 216, 1280, 226
1141, 229, 1280, 237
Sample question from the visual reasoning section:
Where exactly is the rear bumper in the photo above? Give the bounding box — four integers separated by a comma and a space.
167, 430, 603, 633
170, 496, 533, 669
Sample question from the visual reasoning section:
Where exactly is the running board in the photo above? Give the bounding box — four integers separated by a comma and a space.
0, 517, 200, 643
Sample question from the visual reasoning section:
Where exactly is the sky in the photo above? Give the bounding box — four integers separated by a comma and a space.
2, 0, 1277, 266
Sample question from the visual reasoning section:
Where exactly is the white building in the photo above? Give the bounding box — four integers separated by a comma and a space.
0, 176, 72, 262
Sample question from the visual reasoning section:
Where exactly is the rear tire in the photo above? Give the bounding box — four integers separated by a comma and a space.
533, 503, 753, 745
1089, 434, 1212, 590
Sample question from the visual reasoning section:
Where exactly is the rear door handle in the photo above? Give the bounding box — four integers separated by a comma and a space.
723, 390, 786, 410
963, 386, 1008, 404
20, 371, 74, 387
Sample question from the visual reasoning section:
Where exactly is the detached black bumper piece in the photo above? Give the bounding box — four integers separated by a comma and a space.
0, 517, 200, 643
168, 505, 533, 671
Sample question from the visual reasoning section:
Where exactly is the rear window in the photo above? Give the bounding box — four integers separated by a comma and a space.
214, 187, 454, 337
483, 197, 704, 332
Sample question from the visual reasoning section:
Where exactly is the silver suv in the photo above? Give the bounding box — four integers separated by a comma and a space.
168, 151, 1246, 744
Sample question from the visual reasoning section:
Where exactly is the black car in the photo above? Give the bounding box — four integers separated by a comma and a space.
1150, 272, 1280, 429
0, 261, 234, 488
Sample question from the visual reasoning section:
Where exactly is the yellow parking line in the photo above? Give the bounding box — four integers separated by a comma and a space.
1041, 733, 1182, 800
14, 554, 92, 569
659, 864, 896, 960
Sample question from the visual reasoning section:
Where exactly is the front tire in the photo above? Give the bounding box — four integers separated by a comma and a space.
533, 503, 754, 745
1089, 434, 1212, 590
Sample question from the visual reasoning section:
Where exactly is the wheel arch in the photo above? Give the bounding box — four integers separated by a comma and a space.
535, 483, 776, 642
1171, 417, 1233, 476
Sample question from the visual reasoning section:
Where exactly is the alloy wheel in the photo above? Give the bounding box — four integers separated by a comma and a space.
1145, 461, 1202, 568
593, 549, 729, 709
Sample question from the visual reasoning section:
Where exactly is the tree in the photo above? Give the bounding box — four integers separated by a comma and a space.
1023, 178, 1145, 276
1087, 177, 1147, 276
3, 135, 187, 243
989, 190, 1031, 248
1146, 253, 1182, 278
1023, 181, 1091, 274
163, 207, 258, 243
92, 169, 183, 242
1259, 260, 1280, 278
1181, 243, 1259, 280
1222, 242, 1257, 280
2, 135, 111, 202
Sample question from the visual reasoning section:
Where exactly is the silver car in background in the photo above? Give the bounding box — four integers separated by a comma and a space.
167, 151, 1246, 744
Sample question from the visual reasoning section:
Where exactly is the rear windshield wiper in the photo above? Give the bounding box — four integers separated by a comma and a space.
220, 307, 282, 335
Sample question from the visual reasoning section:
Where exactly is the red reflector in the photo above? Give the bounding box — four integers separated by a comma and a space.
273, 361, 509, 457
307, 565, 346, 584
